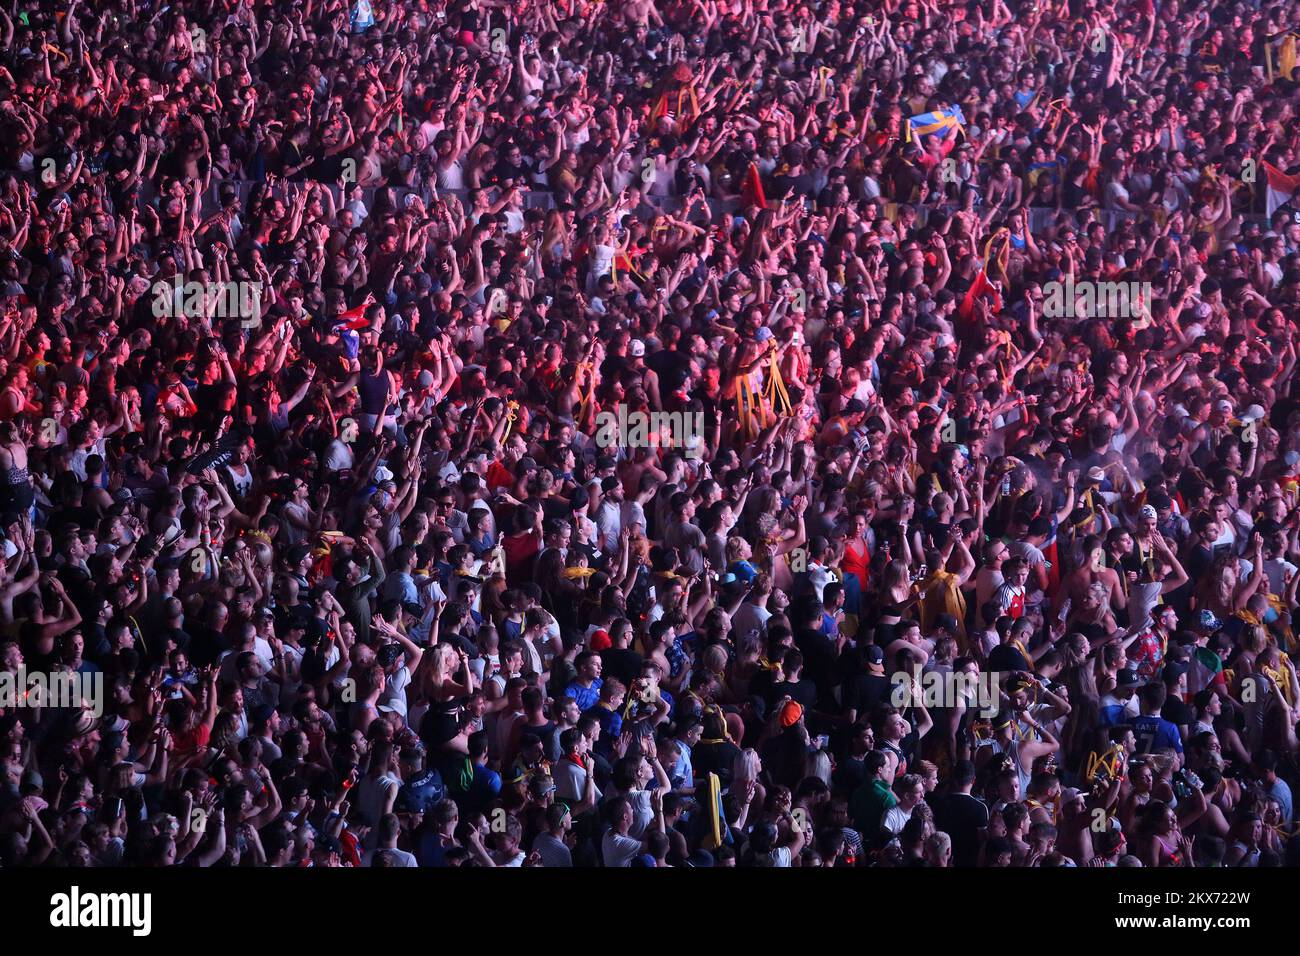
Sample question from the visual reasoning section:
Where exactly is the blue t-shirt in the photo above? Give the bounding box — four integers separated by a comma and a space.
590, 704, 623, 757
466, 765, 501, 814
565, 678, 602, 712
669, 740, 694, 791
728, 560, 758, 584
416, 830, 450, 867
1131, 714, 1183, 754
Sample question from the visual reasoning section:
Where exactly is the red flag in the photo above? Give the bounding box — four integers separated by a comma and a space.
958, 268, 1002, 320
740, 162, 767, 210
649, 93, 670, 125
336, 303, 369, 331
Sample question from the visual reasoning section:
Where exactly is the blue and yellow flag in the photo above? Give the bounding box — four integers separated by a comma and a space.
1027, 160, 1060, 190
703, 772, 733, 850
905, 106, 966, 143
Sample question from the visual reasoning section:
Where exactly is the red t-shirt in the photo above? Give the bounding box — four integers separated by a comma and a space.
171, 722, 211, 761
502, 530, 541, 587
485, 460, 515, 491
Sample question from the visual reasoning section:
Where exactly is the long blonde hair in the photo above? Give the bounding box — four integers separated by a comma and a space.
733, 748, 762, 784
881, 560, 912, 597
542, 210, 569, 265
416, 643, 460, 701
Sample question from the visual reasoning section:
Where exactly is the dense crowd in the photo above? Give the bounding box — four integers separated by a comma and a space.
1, 0, 1300, 868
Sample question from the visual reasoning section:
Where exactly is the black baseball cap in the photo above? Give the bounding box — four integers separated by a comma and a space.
1116, 669, 1141, 688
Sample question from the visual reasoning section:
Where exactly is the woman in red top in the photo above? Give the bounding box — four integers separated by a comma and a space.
164, 666, 219, 765
501, 502, 543, 588
842, 511, 871, 596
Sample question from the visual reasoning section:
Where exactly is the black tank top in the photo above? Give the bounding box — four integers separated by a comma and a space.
358, 369, 389, 415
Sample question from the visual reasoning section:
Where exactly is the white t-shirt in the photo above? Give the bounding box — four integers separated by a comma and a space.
591, 244, 616, 280
595, 501, 622, 553
378, 664, 411, 720
554, 757, 599, 804
436, 159, 465, 190
279, 501, 311, 546
1264, 558, 1296, 596
252, 636, 275, 671
467, 500, 498, 540
324, 439, 354, 473
732, 601, 772, 640
626, 788, 654, 839
365, 846, 417, 867
602, 830, 643, 867
346, 198, 369, 223
1211, 524, 1237, 552
883, 804, 913, 835
769, 845, 793, 867
1009, 540, 1046, 568
806, 563, 832, 603
1104, 180, 1131, 209
417, 120, 445, 154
